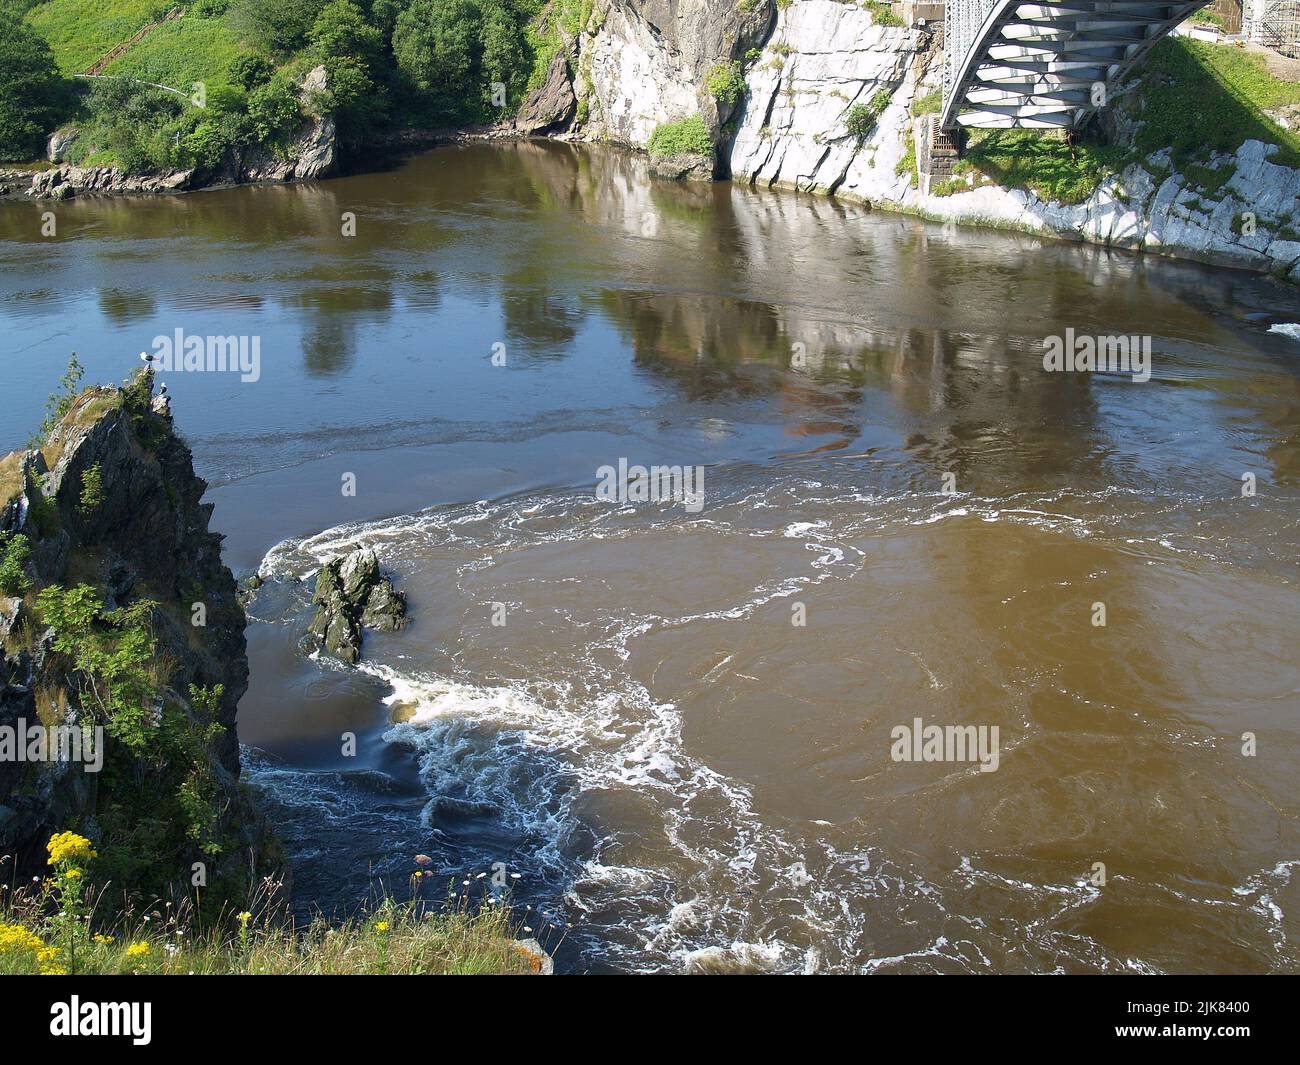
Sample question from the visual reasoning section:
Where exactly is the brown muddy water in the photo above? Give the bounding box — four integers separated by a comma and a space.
2, 141, 1298, 974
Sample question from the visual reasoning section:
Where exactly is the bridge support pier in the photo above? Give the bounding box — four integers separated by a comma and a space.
915, 115, 964, 195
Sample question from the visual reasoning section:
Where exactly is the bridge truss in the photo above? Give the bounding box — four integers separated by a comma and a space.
941, 0, 1215, 131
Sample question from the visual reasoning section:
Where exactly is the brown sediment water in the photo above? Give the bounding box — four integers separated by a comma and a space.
1, 140, 1297, 973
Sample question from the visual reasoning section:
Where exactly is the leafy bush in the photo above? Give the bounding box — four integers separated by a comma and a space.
844, 90, 890, 141
246, 73, 301, 143
228, 52, 274, 90
231, 0, 330, 54
34, 583, 160, 751
393, 0, 477, 101
0, 14, 74, 160
705, 60, 746, 107
0, 533, 33, 598
647, 114, 713, 158
864, 1, 902, 27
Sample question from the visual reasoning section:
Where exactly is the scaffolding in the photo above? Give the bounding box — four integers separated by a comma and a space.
1246, 0, 1300, 57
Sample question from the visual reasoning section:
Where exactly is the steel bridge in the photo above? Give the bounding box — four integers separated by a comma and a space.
940, 0, 1215, 131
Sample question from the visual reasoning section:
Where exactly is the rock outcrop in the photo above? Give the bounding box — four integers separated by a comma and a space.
0, 371, 279, 906
523, 0, 1300, 282
221, 65, 337, 184
514, 50, 578, 134
306, 546, 408, 664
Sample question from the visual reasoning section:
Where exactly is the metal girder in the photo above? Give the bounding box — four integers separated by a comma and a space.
940, 0, 1215, 131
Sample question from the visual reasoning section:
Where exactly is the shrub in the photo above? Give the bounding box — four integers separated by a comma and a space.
79, 464, 105, 515
705, 60, 746, 107
228, 53, 274, 90
0, 533, 33, 598
647, 114, 713, 158
246, 73, 301, 143
844, 90, 890, 141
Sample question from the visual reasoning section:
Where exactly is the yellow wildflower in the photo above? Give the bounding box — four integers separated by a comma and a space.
36, 946, 60, 963
236, 911, 252, 925
375, 921, 389, 933
39, 964, 69, 976
63, 869, 83, 881
0, 923, 45, 955
125, 941, 151, 958
46, 831, 97, 867
92, 934, 115, 944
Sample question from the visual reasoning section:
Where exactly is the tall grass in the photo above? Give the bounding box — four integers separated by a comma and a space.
0, 861, 546, 975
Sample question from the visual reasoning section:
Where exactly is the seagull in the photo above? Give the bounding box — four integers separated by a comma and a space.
139, 351, 154, 364
158, 383, 168, 395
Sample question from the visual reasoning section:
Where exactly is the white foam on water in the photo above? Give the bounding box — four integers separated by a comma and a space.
1268, 323, 1300, 341
252, 474, 1293, 972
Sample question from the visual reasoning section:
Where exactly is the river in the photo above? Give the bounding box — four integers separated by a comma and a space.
2, 140, 1298, 973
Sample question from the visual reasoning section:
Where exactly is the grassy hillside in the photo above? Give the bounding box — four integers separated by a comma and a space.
4, 0, 552, 171
104, 13, 246, 88
26, 0, 163, 74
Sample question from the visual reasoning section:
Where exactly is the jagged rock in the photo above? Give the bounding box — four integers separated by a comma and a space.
578, 0, 773, 147
1, 370, 279, 895
514, 50, 577, 134
0, 596, 28, 644
307, 546, 407, 663
510, 938, 555, 975
228, 65, 336, 183
28, 164, 194, 199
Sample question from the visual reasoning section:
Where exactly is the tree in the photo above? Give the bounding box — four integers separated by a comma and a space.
392, 0, 478, 102
479, 5, 525, 103
309, 0, 383, 67
231, 0, 330, 54
0, 14, 73, 161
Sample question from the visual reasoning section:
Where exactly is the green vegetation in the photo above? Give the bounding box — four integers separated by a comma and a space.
845, 89, 889, 141
647, 114, 713, 158
1134, 37, 1300, 169
35, 583, 160, 751
0, 533, 33, 597
706, 59, 747, 107
25, 0, 166, 75
0, 10, 74, 160
911, 89, 941, 117
1, 832, 539, 974
864, 1, 902, 28
78, 463, 104, 514
949, 130, 1130, 205
12, 0, 550, 172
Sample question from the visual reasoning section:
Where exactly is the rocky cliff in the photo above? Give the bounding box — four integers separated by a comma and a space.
531, 0, 1300, 282
0, 372, 278, 912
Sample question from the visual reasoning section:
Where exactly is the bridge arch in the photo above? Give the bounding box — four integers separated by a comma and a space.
941, 0, 1215, 131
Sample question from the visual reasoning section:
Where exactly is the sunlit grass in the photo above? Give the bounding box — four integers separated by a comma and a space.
1, 868, 545, 975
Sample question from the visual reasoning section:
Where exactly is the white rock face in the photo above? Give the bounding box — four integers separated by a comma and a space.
570, 0, 1300, 279
586, 6, 702, 146
731, 0, 918, 202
